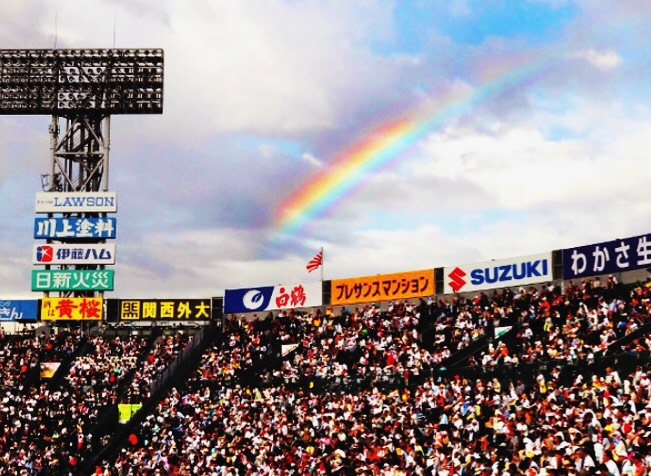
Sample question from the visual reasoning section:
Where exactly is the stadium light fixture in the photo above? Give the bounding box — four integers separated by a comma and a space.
0, 48, 164, 115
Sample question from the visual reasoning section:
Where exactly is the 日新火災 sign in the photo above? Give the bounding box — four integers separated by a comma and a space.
32, 269, 114, 291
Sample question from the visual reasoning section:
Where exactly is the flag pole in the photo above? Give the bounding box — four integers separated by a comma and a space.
320, 247, 325, 319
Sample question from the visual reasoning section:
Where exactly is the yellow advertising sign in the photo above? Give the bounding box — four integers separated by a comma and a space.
117, 299, 211, 320
41, 297, 103, 320
331, 269, 435, 306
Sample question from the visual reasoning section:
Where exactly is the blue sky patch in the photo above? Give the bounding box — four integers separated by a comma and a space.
381, 0, 577, 54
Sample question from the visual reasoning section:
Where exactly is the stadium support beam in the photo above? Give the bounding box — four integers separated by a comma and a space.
0, 48, 164, 300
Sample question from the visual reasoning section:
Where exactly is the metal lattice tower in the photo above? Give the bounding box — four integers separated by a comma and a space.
0, 48, 164, 300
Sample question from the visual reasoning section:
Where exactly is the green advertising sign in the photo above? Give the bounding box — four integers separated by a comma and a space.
31, 269, 114, 291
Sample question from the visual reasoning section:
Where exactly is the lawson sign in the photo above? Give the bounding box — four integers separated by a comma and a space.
33, 243, 115, 265
35, 192, 117, 213
224, 282, 322, 315
444, 252, 552, 294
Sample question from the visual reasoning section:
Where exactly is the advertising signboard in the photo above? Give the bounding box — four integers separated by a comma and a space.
110, 299, 212, 320
34, 217, 117, 239
32, 270, 114, 291
32, 243, 116, 265
562, 233, 651, 279
443, 252, 552, 294
41, 297, 103, 320
0, 300, 38, 321
35, 191, 117, 213
330, 269, 435, 306
224, 282, 322, 314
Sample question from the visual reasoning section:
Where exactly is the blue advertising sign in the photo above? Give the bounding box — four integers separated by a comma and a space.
34, 217, 117, 239
224, 282, 322, 314
562, 233, 651, 279
0, 300, 38, 321
224, 286, 276, 314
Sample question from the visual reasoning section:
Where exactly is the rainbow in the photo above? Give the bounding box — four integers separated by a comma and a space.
273, 54, 556, 239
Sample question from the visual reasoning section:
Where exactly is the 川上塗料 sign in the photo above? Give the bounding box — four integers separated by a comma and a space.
34, 217, 117, 239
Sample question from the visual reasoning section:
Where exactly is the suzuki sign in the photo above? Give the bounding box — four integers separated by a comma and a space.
444, 252, 552, 294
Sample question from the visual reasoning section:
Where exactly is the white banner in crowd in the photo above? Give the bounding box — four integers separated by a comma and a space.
281, 344, 300, 357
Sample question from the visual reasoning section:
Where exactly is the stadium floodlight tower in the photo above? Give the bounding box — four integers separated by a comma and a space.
0, 49, 164, 303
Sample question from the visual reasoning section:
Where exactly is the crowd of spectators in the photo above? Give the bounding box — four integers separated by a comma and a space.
108, 277, 651, 475
0, 329, 86, 474
115, 357, 651, 475
196, 298, 488, 391
66, 335, 150, 405
0, 276, 649, 475
124, 333, 192, 402
471, 278, 651, 370
0, 328, 196, 475
0, 329, 82, 390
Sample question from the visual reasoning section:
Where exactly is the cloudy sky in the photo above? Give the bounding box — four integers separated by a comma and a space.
1, 0, 650, 298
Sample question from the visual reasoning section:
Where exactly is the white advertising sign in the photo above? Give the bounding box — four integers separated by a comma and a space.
32, 243, 116, 265
224, 281, 323, 314
35, 192, 117, 213
444, 252, 552, 294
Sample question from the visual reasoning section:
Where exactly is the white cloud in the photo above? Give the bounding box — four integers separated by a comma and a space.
413, 112, 648, 213
0, 1, 399, 141
301, 153, 324, 168
154, 1, 397, 138
578, 49, 622, 70
307, 97, 651, 278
